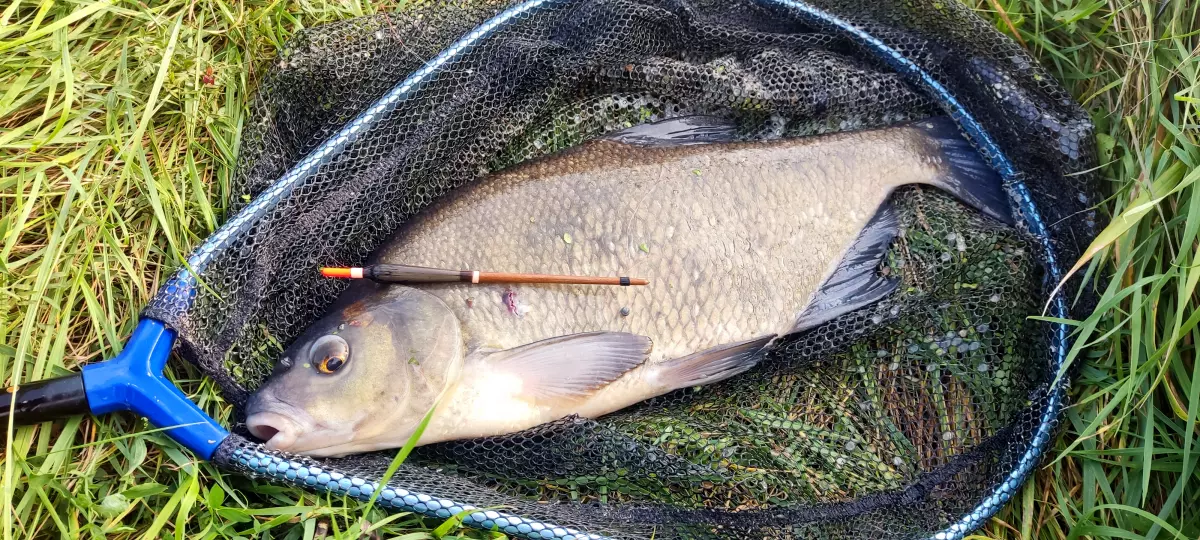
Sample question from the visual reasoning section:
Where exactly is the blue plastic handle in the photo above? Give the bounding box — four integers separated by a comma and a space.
82, 319, 229, 459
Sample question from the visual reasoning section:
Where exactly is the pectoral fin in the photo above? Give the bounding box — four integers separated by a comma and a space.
476, 332, 652, 400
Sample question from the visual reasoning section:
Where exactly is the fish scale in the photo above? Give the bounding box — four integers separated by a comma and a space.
377, 123, 937, 359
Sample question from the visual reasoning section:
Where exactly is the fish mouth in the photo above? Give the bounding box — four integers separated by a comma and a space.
244, 398, 359, 456
245, 410, 302, 451
245, 396, 314, 451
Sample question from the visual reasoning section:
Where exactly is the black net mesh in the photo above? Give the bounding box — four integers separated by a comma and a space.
144, 0, 1100, 537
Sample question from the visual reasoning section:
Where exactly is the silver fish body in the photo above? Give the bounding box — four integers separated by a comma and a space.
245, 117, 1011, 457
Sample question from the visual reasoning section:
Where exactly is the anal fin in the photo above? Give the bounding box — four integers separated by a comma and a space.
792, 205, 901, 334
475, 332, 652, 401
651, 334, 774, 391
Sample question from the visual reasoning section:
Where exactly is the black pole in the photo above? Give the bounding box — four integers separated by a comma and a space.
368, 264, 464, 283
0, 374, 89, 426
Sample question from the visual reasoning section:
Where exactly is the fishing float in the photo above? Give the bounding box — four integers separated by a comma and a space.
320, 264, 649, 286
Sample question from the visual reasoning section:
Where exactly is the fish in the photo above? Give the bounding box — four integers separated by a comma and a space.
244, 116, 1013, 457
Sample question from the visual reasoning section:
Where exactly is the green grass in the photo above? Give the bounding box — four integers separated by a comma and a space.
969, 2, 1199, 538
0, 0, 1196, 538
0, 1, 468, 538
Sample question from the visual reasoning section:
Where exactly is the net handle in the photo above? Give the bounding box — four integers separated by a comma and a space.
0, 320, 229, 459
0, 374, 88, 426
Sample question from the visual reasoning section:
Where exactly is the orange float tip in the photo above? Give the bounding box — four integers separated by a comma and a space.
320, 267, 363, 279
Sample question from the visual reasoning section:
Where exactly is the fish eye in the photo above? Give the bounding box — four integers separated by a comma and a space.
317, 355, 346, 374
309, 335, 350, 375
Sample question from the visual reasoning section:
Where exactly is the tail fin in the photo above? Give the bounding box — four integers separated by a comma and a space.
789, 118, 1012, 335
651, 335, 774, 391
792, 204, 900, 333
911, 117, 1014, 225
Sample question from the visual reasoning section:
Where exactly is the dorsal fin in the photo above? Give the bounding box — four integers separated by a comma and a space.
603, 116, 738, 147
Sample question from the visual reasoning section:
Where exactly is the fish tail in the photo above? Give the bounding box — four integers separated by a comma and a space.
791, 204, 900, 333
651, 334, 774, 391
912, 117, 1015, 225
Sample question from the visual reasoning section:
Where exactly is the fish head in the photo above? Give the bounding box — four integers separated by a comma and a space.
245, 286, 463, 457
